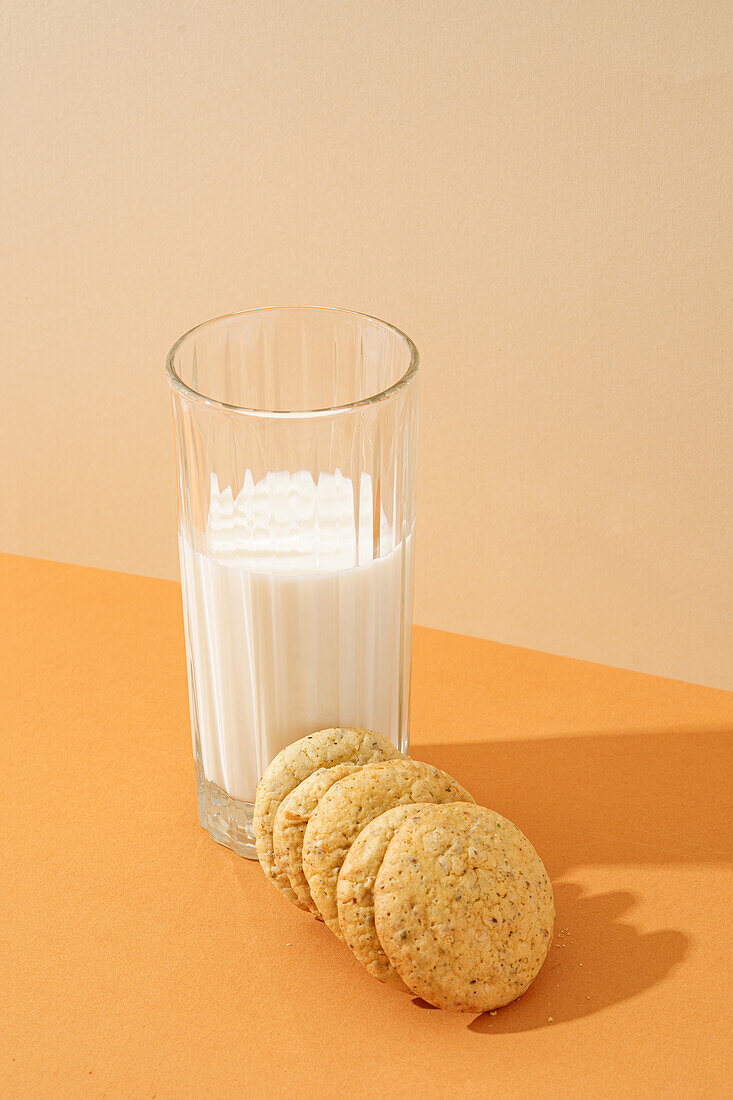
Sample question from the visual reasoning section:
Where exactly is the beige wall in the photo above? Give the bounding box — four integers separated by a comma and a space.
2, 1, 731, 689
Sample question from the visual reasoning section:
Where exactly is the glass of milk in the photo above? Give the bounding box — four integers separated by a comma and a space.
166, 307, 419, 857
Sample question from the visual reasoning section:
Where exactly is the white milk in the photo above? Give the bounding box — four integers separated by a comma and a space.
178, 470, 414, 804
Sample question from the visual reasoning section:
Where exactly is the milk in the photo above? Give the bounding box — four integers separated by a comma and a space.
178, 470, 414, 805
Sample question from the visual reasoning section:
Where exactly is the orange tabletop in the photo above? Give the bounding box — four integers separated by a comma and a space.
2, 553, 732, 1098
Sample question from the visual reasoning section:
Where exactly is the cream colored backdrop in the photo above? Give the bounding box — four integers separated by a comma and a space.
2, 2, 731, 688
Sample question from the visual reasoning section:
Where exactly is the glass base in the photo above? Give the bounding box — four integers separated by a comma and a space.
197, 775, 258, 859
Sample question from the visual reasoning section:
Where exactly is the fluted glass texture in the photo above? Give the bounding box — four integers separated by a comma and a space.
167, 308, 419, 857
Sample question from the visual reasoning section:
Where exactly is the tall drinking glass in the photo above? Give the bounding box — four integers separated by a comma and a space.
166, 307, 419, 857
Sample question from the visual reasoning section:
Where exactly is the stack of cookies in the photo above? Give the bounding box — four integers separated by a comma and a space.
253, 727, 554, 1013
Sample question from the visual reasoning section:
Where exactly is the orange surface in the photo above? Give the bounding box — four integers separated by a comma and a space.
2, 552, 732, 1098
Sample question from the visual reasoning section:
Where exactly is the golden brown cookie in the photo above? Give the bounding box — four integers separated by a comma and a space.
373, 802, 554, 1012
337, 803, 429, 989
273, 764, 362, 914
253, 728, 401, 906
302, 759, 474, 937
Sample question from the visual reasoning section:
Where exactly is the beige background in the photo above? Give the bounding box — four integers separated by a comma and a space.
2, 1, 731, 689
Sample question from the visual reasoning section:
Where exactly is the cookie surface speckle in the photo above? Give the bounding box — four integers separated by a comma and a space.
253, 728, 401, 906
373, 802, 555, 1012
302, 759, 474, 937
337, 803, 429, 989
274, 764, 362, 914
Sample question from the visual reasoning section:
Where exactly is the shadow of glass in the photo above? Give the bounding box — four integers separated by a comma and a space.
413, 729, 732, 877
406, 729, 730, 1029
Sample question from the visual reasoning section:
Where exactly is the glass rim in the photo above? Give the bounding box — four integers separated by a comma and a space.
165, 305, 419, 419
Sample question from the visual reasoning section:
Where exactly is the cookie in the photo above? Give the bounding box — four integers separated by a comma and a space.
273, 763, 362, 913
302, 759, 474, 937
253, 727, 401, 905
373, 802, 555, 1012
337, 803, 429, 989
